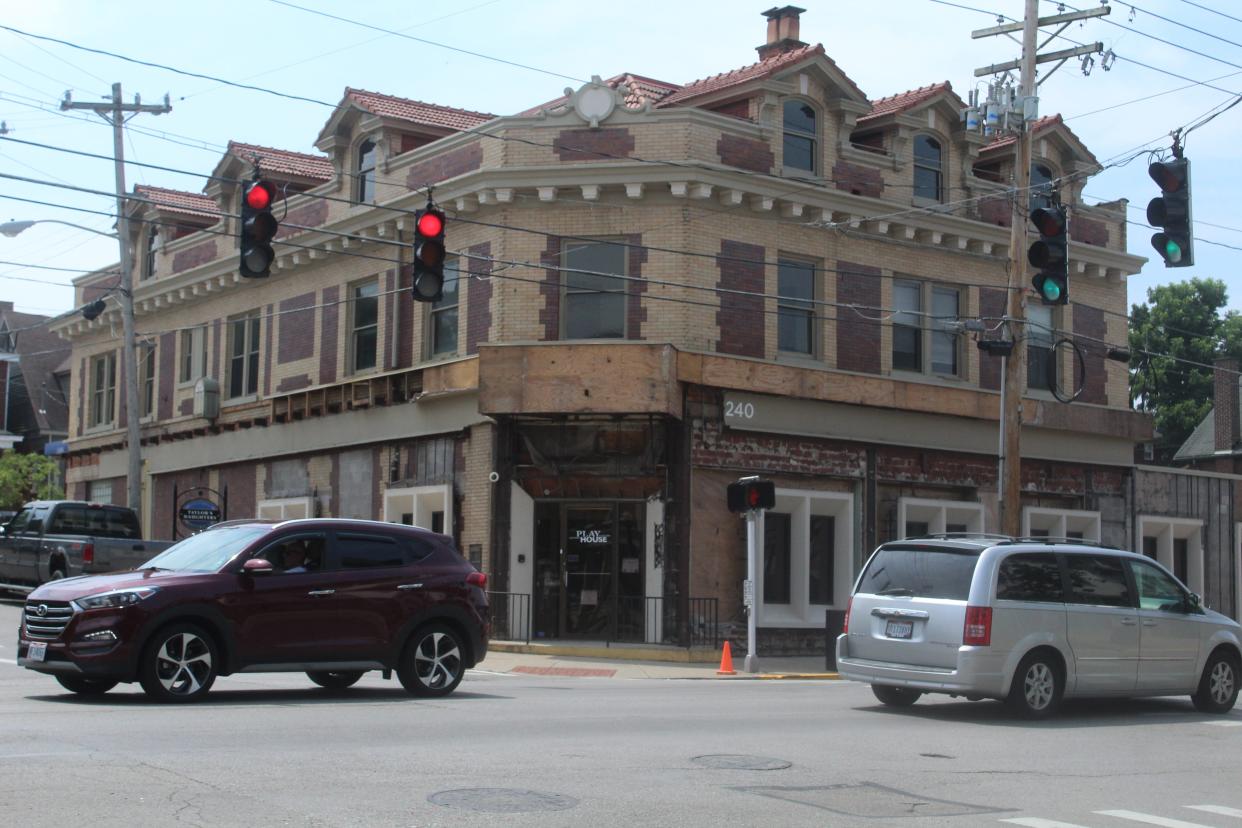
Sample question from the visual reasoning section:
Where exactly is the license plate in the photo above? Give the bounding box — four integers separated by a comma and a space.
885, 620, 914, 639
26, 642, 47, 662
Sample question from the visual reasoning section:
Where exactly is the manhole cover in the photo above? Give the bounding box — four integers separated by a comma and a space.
692, 754, 792, 771
428, 788, 578, 813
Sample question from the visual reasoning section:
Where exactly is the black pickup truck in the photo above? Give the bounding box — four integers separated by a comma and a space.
0, 501, 174, 591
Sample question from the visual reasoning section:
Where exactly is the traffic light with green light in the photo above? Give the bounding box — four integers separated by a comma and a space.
1147, 158, 1193, 268
1027, 205, 1069, 305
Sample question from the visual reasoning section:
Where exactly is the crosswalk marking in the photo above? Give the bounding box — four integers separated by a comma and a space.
1201, 721, 1242, 727
1186, 805, 1242, 818
1094, 810, 1214, 828
1000, 819, 1093, 827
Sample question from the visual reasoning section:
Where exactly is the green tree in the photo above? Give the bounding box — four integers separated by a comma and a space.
1129, 278, 1242, 456
0, 452, 63, 509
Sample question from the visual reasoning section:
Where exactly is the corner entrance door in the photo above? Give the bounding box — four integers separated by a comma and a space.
532, 502, 644, 640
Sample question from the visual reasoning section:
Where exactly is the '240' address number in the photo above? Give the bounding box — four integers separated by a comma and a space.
725, 400, 755, 419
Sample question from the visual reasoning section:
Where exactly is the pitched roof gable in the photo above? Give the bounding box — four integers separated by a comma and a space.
344, 88, 495, 131
857, 81, 960, 125
227, 141, 333, 182
134, 184, 219, 219
979, 115, 1099, 166
519, 73, 681, 117
658, 43, 864, 107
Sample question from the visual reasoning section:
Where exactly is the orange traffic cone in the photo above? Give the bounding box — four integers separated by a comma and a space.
716, 640, 736, 675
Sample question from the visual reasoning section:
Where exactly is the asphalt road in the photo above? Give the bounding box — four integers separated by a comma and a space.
2, 597, 1240, 828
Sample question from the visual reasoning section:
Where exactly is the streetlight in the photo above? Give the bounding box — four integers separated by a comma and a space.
1, 216, 141, 521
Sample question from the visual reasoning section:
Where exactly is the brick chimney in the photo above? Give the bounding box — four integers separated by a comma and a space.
1214, 356, 1240, 453
758, 6, 808, 60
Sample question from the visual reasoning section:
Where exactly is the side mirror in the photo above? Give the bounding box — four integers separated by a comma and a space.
242, 558, 274, 575
1188, 592, 1203, 612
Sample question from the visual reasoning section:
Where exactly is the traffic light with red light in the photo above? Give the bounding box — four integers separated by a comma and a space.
412, 205, 447, 302
1027, 205, 1069, 305
1147, 158, 1193, 268
727, 477, 776, 513
239, 180, 278, 278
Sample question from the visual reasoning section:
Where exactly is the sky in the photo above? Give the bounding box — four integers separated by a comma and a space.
0, 0, 1239, 321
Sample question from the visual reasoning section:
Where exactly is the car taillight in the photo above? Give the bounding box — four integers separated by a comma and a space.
963, 605, 992, 646
466, 571, 487, 589
82, 543, 94, 565
842, 597, 853, 634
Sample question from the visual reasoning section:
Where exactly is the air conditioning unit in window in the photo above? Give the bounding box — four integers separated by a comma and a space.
193, 377, 220, 420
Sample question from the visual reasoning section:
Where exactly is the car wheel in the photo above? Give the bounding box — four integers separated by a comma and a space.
1007, 651, 1063, 719
55, 675, 117, 696
138, 624, 217, 703
307, 670, 365, 690
1192, 650, 1239, 714
398, 624, 465, 698
872, 684, 922, 707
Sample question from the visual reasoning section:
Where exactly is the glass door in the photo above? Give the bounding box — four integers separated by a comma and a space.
564, 504, 615, 637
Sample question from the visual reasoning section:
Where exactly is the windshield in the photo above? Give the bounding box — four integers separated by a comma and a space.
858, 546, 981, 600
140, 525, 271, 572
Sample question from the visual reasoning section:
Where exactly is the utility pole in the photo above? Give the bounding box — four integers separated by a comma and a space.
969, 2, 1107, 536
62, 84, 171, 526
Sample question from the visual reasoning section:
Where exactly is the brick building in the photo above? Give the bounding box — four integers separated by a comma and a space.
55, 8, 1236, 651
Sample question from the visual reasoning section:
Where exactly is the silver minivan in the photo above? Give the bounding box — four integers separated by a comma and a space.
835, 537, 1242, 718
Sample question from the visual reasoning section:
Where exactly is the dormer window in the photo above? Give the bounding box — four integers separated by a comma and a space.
356, 139, 377, 203
783, 100, 817, 173
913, 135, 942, 202
0, 321, 12, 352
142, 227, 158, 281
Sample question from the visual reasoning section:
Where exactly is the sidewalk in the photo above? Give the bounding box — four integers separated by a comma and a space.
479, 641, 840, 680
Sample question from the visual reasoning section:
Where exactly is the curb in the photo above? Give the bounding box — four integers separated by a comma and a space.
489, 640, 720, 663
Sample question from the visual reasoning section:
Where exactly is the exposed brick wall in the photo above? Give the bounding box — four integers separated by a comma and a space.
833, 160, 884, 198
320, 286, 339, 384
978, 287, 1008, 391
710, 99, 751, 121
553, 128, 635, 162
876, 447, 997, 487
978, 196, 1011, 227
400, 134, 429, 155
836, 262, 881, 374
151, 468, 210, 540
172, 240, 217, 274
715, 240, 765, 358
276, 374, 311, 393
1074, 304, 1108, 405
466, 242, 493, 355
692, 415, 867, 478
158, 332, 175, 420
1070, 216, 1108, 246
1215, 359, 1240, 452
717, 134, 773, 173
405, 141, 482, 190
538, 236, 562, 341
623, 233, 649, 340
219, 461, 257, 522
277, 292, 315, 363
275, 199, 328, 238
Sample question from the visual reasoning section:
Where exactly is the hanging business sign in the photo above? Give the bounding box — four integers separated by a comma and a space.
176, 488, 223, 535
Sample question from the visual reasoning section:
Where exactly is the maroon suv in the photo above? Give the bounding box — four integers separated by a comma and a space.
16, 519, 489, 702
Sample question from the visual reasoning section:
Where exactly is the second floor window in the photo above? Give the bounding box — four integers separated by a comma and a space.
140, 344, 156, 418
89, 351, 117, 428
783, 100, 817, 173
892, 280, 962, 377
913, 135, 943, 201
180, 325, 207, 384
429, 258, 459, 357
777, 258, 816, 356
142, 228, 158, 281
350, 280, 379, 373
356, 139, 377, 203
228, 312, 261, 399
1027, 304, 1056, 392
563, 240, 626, 340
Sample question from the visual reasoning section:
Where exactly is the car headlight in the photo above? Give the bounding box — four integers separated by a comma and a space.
74, 587, 159, 610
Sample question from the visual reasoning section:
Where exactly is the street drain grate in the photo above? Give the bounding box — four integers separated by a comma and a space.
692, 754, 792, 771
428, 788, 578, 813
733, 782, 1004, 818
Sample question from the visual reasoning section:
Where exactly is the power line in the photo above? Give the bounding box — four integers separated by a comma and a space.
1172, 0, 1242, 26
1121, 1, 1242, 51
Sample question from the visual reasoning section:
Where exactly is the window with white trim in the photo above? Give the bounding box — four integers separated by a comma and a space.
257, 497, 314, 521
892, 280, 962, 377
383, 484, 452, 534
349, 279, 379, 374
87, 479, 113, 504
356, 139, 377, 203
757, 489, 854, 627
782, 99, 817, 173
88, 351, 117, 428
1138, 516, 1204, 594
1027, 304, 1057, 392
913, 135, 943, 201
563, 240, 627, 340
428, 257, 459, 357
777, 258, 817, 357
227, 311, 261, 399
180, 325, 207, 384
898, 497, 985, 539
1022, 507, 1101, 542
140, 343, 156, 419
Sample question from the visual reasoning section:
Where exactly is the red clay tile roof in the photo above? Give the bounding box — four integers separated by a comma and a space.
345, 88, 494, 131
979, 115, 1061, 152
518, 73, 680, 117
228, 141, 333, 182
134, 185, 218, 219
858, 82, 954, 124
658, 44, 850, 107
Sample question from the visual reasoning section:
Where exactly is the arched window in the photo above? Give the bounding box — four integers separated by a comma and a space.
356, 139, 377, 203
783, 100, 817, 173
913, 135, 942, 202
1030, 163, 1054, 211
